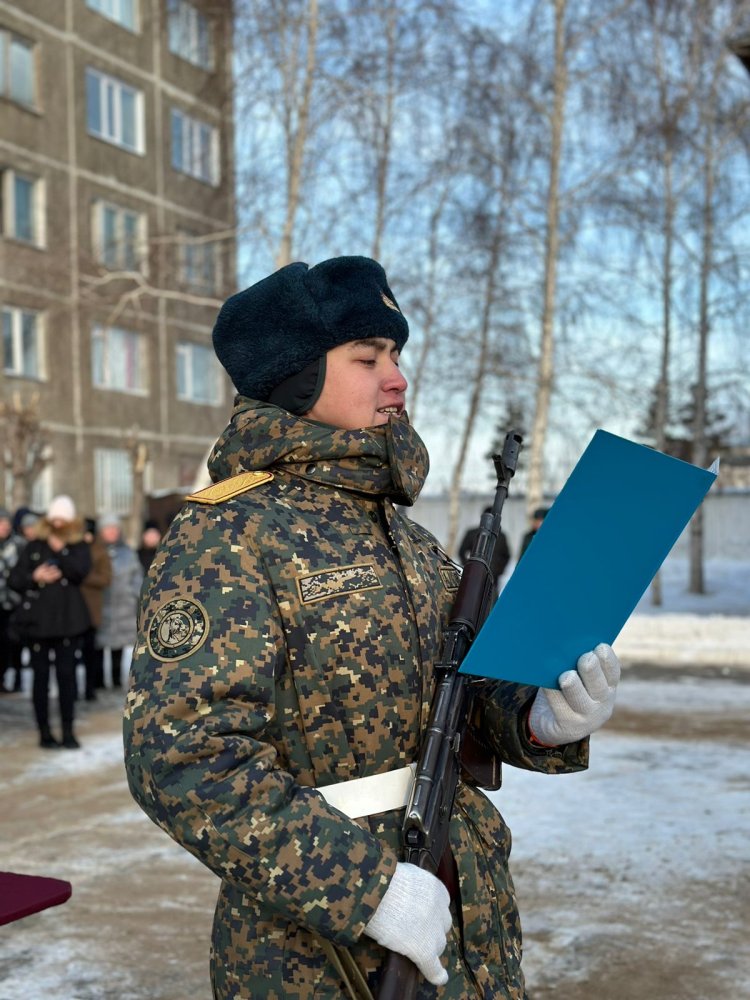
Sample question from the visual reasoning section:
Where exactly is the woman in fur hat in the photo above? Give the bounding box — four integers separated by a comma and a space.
9, 494, 91, 748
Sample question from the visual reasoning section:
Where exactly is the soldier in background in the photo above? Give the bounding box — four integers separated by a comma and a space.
518, 506, 550, 561
124, 257, 621, 999
458, 505, 511, 599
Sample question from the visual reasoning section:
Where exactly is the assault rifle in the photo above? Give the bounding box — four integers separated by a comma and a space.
377, 430, 523, 1000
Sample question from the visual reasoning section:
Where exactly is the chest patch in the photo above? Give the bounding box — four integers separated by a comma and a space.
296, 563, 382, 604
439, 565, 461, 592
147, 598, 209, 661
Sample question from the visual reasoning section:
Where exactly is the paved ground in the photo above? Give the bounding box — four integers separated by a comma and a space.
1, 663, 748, 1000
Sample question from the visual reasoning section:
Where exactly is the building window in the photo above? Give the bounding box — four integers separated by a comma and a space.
171, 109, 218, 185
2, 306, 44, 378
177, 231, 218, 293
30, 465, 52, 514
94, 447, 133, 516
86, 0, 137, 32
176, 341, 221, 404
92, 325, 147, 394
0, 30, 36, 107
93, 201, 146, 271
86, 68, 144, 154
2, 169, 45, 246
168, 1, 213, 70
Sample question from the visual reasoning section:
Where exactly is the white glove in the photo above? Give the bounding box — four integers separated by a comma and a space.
363, 861, 451, 986
528, 643, 621, 746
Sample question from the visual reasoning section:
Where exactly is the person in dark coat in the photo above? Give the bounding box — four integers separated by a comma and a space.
137, 520, 162, 573
518, 506, 550, 560
0, 507, 23, 693
9, 495, 91, 748
458, 506, 511, 598
18, 511, 40, 542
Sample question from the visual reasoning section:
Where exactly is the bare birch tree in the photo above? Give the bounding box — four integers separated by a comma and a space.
684, 0, 750, 591
525, 0, 568, 519
0, 393, 52, 509
606, 0, 697, 603
234, 0, 329, 271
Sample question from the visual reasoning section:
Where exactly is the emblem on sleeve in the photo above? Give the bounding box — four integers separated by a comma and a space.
147, 598, 209, 661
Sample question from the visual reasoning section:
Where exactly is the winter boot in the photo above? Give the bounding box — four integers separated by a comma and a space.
39, 727, 61, 749
61, 728, 80, 750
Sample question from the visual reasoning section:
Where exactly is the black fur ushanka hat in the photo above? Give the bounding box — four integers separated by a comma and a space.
212, 256, 409, 402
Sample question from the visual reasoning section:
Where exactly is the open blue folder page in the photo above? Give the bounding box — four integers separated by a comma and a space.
459, 430, 718, 688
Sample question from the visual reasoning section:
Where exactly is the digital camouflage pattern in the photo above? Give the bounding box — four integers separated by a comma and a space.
124, 398, 589, 1000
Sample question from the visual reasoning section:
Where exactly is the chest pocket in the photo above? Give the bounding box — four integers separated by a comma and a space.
260, 516, 422, 783
296, 561, 382, 605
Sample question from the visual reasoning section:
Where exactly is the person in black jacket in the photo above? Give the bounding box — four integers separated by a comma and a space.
518, 506, 550, 560
136, 520, 162, 573
0, 506, 23, 693
457, 505, 511, 600
9, 495, 91, 749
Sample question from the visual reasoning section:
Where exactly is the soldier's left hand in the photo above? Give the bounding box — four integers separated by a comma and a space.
528, 642, 621, 746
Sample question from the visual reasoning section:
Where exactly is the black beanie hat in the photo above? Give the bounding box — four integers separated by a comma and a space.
212, 256, 409, 402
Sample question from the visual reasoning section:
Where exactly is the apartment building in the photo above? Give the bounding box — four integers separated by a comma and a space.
0, 0, 236, 523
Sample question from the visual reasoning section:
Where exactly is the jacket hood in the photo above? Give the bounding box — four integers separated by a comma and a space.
208, 398, 429, 506
35, 517, 86, 545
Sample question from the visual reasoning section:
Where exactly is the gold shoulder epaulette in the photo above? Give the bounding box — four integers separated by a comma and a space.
185, 471, 273, 505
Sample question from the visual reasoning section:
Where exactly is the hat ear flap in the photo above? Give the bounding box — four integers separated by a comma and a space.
267, 355, 327, 415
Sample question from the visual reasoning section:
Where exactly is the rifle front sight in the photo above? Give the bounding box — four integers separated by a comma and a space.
493, 430, 523, 485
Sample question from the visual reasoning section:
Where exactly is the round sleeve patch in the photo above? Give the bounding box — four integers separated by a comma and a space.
147, 598, 209, 662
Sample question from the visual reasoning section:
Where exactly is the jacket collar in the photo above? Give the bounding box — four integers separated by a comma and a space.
208, 398, 429, 506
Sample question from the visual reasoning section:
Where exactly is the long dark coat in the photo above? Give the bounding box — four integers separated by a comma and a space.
9, 519, 91, 640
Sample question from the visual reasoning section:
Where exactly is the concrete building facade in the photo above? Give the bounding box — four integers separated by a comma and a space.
0, 0, 236, 525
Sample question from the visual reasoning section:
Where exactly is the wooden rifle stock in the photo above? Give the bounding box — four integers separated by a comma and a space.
376, 431, 522, 999
378, 951, 421, 1000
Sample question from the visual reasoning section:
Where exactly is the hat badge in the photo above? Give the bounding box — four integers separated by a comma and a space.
380, 290, 400, 313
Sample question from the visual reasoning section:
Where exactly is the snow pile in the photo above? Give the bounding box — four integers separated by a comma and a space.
613, 558, 750, 669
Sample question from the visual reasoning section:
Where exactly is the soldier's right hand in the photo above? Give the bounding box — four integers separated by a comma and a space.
363, 861, 451, 986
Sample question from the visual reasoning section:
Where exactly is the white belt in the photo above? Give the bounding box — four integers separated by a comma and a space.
318, 764, 417, 820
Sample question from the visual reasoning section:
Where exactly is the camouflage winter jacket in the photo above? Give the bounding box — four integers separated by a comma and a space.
124, 399, 588, 1000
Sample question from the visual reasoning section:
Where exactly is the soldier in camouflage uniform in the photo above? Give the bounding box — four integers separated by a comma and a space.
124, 257, 620, 999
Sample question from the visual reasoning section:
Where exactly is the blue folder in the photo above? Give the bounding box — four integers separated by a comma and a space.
459, 430, 718, 688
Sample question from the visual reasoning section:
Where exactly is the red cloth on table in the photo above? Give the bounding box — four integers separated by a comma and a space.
0, 871, 72, 926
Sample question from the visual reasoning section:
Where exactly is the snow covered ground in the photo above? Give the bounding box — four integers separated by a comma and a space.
0, 557, 747, 999
613, 557, 750, 669
493, 557, 750, 999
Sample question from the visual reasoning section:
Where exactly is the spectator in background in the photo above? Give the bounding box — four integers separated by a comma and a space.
12, 506, 37, 535
80, 518, 112, 701
8, 495, 91, 749
458, 505, 511, 599
8, 511, 40, 692
137, 520, 162, 574
97, 514, 142, 689
0, 507, 23, 693
518, 506, 550, 560
18, 511, 40, 542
